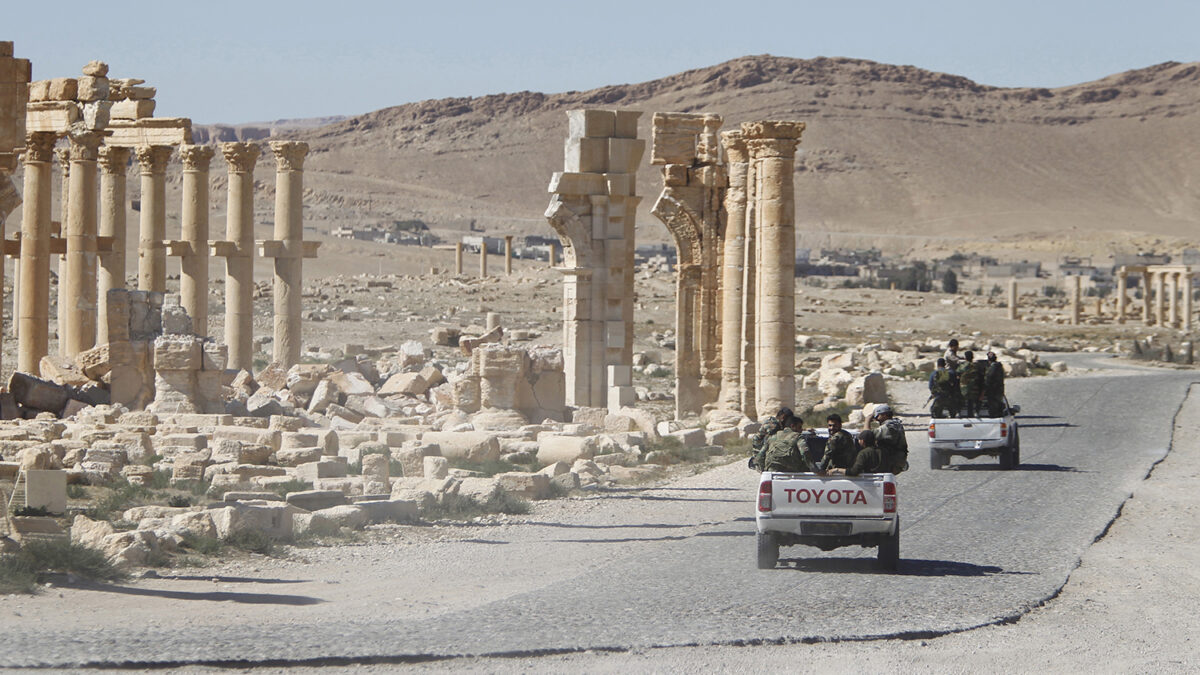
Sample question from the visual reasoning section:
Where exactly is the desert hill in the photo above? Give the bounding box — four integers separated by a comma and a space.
272, 55, 1200, 260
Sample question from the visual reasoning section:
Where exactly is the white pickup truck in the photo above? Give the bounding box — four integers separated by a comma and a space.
755, 471, 899, 570
928, 400, 1021, 469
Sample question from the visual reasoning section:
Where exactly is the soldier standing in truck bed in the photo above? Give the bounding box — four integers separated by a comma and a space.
928, 358, 957, 418
959, 350, 986, 418
984, 351, 1007, 417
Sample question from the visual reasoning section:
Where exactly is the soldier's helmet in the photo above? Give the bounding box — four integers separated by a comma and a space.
872, 403, 893, 419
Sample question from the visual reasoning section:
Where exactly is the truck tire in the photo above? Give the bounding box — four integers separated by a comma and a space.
1012, 429, 1021, 467
757, 531, 779, 569
878, 519, 900, 571
930, 450, 946, 470
999, 447, 1014, 470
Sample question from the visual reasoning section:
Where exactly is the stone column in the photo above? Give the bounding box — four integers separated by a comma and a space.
135, 145, 173, 293
1155, 272, 1166, 328
62, 131, 104, 356
1143, 271, 1154, 326
719, 130, 748, 412
1070, 275, 1082, 325
178, 145, 214, 337
17, 132, 57, 373
1168, 271, 1180, 328
744, 121, 804, 416
504, 235, 513, 276
218, 142, 260, 371
549, 243, 557, 267
55, 146, 69, 355
1184, 273, 1193, 331
740, 153, 758, 419
1007, 279, 1018, 320
1115, 270, 1127, 324
479, 242, 487, 278
97, 146, 130, 345
454, 241, 463, 275
269, 141, 308, 368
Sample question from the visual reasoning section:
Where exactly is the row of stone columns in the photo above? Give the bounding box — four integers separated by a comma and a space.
1113, 265, 1193, 330
451, 236, 522, 277
14, 135, 314, 375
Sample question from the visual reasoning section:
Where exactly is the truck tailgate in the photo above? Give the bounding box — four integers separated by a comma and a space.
930, 418, 1006, 442
765, 474, 890, 518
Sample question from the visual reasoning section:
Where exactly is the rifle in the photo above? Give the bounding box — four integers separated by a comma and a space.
923, 394, 934, 408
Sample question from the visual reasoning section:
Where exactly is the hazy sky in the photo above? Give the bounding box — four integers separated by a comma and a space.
7, 0, 1198, 123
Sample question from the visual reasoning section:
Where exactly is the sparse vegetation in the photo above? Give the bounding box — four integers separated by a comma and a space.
0, 540, 126, 594
223, 529, 275, 556
422, 491, 531, 520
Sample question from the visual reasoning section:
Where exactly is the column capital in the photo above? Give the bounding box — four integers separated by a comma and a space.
97, 145, 131, 174
269, 141, 309, 171
54, 145, 71, 170
23, 132, 58, 163
720, 130, 747, 163
67, 131, 105, 161
741, 120, 805, 160
179, 144, 216, 171
135, 145, 174, 175
220, 142, 261, 174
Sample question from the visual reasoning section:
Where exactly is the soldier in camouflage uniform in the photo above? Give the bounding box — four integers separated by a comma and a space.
748, 407, 795, 470
984, 351, 1007, 417
928, 358, 957, 418
844, 429, 886, 476
818, 413, 858, 471
756, 418, 815, 473
959, 350, 986, 418
871, 403, 909, 474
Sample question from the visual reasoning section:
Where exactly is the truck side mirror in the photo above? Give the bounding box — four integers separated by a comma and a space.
1009, 404, 1021, 414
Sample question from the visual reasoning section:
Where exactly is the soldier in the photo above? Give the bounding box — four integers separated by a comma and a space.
984, 351, 1007, 417
928, 358, 957, 418
817, 413, 858, 471
756, 417, 815, 473
944, 338, 962, 370
748, 407, 795, 470
871, 403, 909, 474
830, 429, 884, 476
959, 350, 985, 417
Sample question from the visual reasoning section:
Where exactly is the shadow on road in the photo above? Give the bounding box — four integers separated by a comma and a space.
778, 557, 1032, 577
148, 574, 309, 584
526, 521, 701, 530
596, 494, 744, 504
945, 463, 1084, 473
1019, 422, 1078, 429
59, 580, 325, 605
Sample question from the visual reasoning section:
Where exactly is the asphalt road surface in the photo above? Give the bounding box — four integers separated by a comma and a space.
0, 354, 1193, 669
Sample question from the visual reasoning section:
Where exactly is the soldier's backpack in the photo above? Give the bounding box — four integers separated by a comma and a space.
762, 429, 811, 473
876, 418, 909, 474
932, 368, 955, 397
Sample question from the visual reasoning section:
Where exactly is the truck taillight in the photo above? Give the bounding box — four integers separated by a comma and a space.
758, 480, 773, 512
928, 422, 935, 438
1000, 422, 1008, 438
883, 481, 897, 513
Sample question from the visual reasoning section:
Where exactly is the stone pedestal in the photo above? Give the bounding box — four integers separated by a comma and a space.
18, 133, 57, 373
62, 131, 104, 356
743, 121, 804, 416
135, 145, 172, 293
215, 143, 259, 371
97, 146, 130, 345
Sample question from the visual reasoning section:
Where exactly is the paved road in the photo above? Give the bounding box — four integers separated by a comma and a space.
0, 355, 1194, 668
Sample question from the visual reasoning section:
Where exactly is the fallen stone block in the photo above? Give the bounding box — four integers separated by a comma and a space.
356, 499, 418, 524
421, 431, 500, 462
312, 504, 367, 530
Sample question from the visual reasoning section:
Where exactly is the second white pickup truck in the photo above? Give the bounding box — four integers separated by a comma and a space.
755, 471, 899, 571
928, 400, 1021, 469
